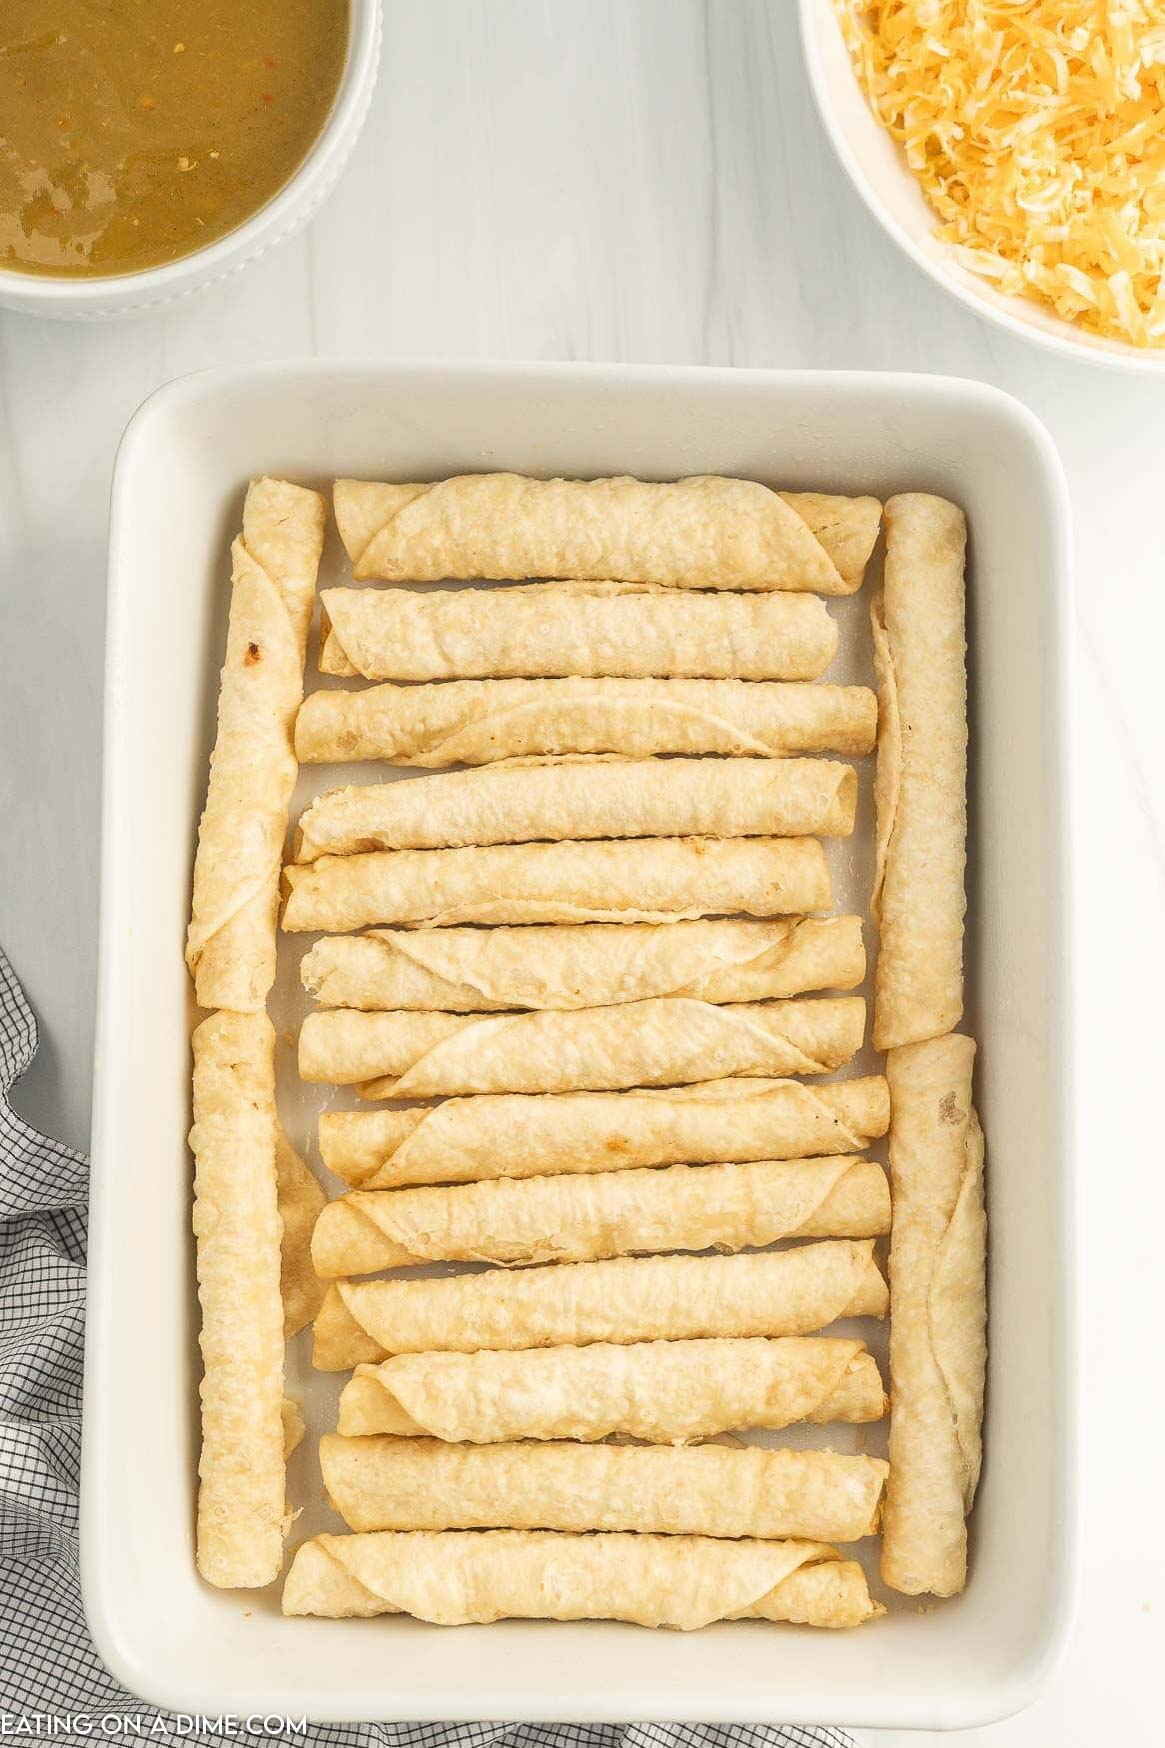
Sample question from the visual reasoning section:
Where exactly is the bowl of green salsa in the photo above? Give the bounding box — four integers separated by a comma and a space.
0, 0, 379, 316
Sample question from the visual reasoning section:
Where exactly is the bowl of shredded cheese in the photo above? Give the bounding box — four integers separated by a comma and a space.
800, 0, 1165, 369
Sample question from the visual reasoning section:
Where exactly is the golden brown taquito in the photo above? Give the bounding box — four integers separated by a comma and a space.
317, 583, 839, 681
881, 1034, 987, 1598
309, 1155, 890, 1276
281, 837, 832, 932
333, 474, 879, 592
190, 1010, 286, 1587
311, 1241, 889, 1370
299, 996, 867, 1099
871, 493, 968, 1051
292, 758, 857, 861
294, 676, 876, 765
336, 1337, 886, 1442
185, 478, 325, 1010
282, 1529, 883, 1627
318, 1077, 890, 1190
320, 1435, 889, 1543
300, 917, 865, 1012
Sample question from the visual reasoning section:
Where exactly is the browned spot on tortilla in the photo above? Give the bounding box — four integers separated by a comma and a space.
244, 641, 262, 665
937, 1091, 964, 1126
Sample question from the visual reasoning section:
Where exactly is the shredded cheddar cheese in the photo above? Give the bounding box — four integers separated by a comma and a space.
836, 1, 1165, 346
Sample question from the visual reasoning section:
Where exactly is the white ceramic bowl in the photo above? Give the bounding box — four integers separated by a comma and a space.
799, 0, 1165, 375
0, 0, 381, 321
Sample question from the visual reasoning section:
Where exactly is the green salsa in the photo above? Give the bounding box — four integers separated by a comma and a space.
0, 0, 349, 277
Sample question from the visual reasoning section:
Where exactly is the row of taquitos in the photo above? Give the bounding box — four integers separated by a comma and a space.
283, 475, 892, 1628
289, 489, 985, 1618
185, 471, 983, 1629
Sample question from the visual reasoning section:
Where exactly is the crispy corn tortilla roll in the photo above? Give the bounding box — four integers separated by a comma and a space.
282, 1529, 882, 1628
882, 1035, 987, 1598
333, 474, 879, 592
318, 582, 839, 682
320, 1076, 890, 1190
301, 917, 865, 1013
295, 677, 877, 766
299, 996, 866, 1099
190, 1011, 286, 1588
321, 1436, 889, 1543
275, 1129, 326, 1339
782, 492, 883, 591
311, 1240, 889, 1369
293, 758, 857, 861
282, 836, 831, 933
871, 493, 968, 1051
185, 478, 326, 1011
310, 1156, 890, 1276
337, 1336, 887, 1442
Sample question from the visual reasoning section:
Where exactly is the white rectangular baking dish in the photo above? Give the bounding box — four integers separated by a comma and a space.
84, 360, 1075, 1730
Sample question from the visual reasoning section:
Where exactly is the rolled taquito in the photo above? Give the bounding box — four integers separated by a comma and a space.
333, 474, 880, 592
185, 477, 326, 1011
293, 757, 857, 861
337, 1336, 886, 1442
871, 493, 968, 1051
294, 676, 877, 765
299, 996, 867, 1099
283, 1529, 882, 1628
320, 1436, 889, 1544
190, 1010, 287, 1587
318, 582, 839, 682
783, 491, 885, 590
881, 1035, 987, 1598
311, 1240, 889, 1369
282, 836, 831, 932
301, 916, 865, 1012
309, 1155, 890, 1276
319, 1076, 890, 1190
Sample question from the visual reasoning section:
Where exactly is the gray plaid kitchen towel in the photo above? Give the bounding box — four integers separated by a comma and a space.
0, 947, 853, 1748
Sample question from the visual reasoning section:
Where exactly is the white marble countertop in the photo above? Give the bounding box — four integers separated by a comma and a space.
0, 2, 1161, 1741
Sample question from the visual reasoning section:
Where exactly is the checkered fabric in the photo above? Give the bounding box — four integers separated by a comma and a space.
0, 947, 853, 1748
